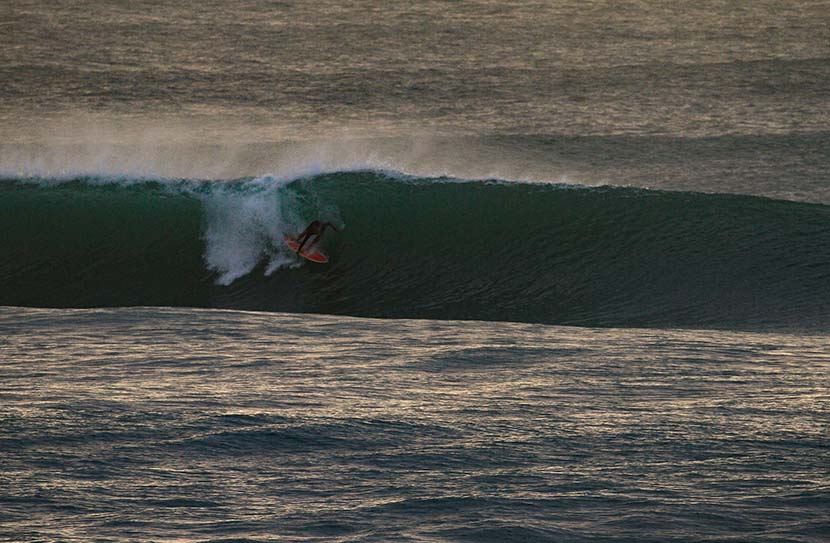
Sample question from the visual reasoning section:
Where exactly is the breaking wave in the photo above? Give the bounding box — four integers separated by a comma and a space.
2, 171, 828, 330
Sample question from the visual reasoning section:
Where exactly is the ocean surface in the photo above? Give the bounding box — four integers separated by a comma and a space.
1, 1, 829, 541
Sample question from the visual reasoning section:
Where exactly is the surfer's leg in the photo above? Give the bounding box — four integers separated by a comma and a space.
296, 233, 311, 254
299, 234, 322, 254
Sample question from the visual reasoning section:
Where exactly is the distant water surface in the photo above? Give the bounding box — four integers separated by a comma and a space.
2, 0, 829, 200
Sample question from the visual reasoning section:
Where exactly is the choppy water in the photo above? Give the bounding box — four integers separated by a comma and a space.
2, 307, 829, 542
2, 0, 830, 202
2, 0, 829, 541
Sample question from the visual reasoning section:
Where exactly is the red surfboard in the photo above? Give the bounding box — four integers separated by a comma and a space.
283, 235, 328, 263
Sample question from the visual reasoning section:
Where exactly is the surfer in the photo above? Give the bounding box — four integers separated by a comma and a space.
294, 220, 338, 255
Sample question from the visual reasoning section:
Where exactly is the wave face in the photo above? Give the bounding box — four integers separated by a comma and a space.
2, 171, 829, 330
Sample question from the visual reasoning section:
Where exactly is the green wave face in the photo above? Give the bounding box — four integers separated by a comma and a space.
2, 172, 829, 330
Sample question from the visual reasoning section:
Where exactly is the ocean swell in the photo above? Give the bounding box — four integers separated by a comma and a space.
1, 171, 828, 330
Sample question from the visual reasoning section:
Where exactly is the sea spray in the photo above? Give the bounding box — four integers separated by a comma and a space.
200, 177, 304, 285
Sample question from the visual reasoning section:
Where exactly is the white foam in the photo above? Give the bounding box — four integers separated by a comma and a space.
200, 177, 303, 285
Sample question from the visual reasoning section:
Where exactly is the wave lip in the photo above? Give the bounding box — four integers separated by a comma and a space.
1, 170, 829, 331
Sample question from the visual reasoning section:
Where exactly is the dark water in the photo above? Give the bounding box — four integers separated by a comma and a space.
2, 1, 829, 541
2, 172, 830, 330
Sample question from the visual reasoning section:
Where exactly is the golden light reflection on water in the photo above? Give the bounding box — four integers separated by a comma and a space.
1, 306, 828, 541
3, 306, 827, 427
